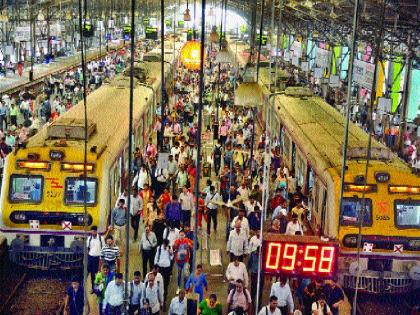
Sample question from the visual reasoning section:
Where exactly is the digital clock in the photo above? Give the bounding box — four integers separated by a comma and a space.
262, 235, 339, 278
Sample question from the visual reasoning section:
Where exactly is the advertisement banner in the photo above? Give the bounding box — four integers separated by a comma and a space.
15, 26, 31, 42
353, 59, 375, 90
315, 48, 331, 69
291, 41, 302, 58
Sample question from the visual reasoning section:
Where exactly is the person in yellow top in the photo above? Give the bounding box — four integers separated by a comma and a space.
290, 202, 307, 225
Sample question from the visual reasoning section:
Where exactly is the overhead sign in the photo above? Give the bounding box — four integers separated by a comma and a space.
50, 23, 61, 36
257, 34, 268, 46
145, 27, 158, 40
353, 59, 375, 90
315, 48, 332, 69
329, 75, 340, 88
263, 235, 339, 278
143, 17, 150, 26
15, 26, 31, 42
301, 61, 309, 72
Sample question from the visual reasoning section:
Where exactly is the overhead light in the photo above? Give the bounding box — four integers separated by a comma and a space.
61, 163, 95, 172
180, 40, 205, 70
388, 185, 420, 194
183, 8, 191, 21
17, 160, 50, 170
208, 26, 219, 43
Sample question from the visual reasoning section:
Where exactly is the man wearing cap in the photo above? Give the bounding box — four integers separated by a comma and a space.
86, 225, 105, 291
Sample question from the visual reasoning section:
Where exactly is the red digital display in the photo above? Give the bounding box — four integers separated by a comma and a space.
263, 239, 338, 278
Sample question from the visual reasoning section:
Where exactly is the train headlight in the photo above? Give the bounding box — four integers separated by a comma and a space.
77, 216, 85, 224
408, 240, 420, 250
343, 235, 358, 247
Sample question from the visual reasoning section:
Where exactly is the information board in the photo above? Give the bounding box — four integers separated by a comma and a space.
145, 27, 158, 40
353, 59, 375, 90
15, 26, 31, 42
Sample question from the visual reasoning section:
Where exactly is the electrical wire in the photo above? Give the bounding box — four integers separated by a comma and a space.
352, 3, 386, 314
124, 0, 136, 309
76, 0, 89, 313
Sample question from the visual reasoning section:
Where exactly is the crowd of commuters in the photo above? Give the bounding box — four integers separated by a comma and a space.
0, 48, 127, 175
62, 42, 347, 315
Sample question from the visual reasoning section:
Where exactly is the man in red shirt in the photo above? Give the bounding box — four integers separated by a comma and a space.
173, 230, 193, 291
270, 188, 286, 214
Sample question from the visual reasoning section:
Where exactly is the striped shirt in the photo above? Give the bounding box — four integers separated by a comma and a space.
100, 245, 120, 262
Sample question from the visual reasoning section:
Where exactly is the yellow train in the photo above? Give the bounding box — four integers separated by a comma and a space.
0, 46, 177, 269
245, 66, 419, 293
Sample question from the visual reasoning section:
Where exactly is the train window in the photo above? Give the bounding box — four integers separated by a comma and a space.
64, 177, 98, 206
296, 154, 305, 188
9, 175, 43, 204
394, 200, 420, 229
341, 197, 373, 226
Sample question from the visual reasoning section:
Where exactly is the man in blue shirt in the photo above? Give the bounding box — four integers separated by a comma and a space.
64, 277, 86, 315
165, 195, 182, 228
324, 277, 344, 315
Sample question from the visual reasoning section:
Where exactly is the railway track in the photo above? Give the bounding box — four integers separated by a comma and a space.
354, 293, 419, 315
0, 259, 68, 315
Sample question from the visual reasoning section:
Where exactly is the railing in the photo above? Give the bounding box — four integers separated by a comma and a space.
9, 247, 83, 270
342, 273, 412, 294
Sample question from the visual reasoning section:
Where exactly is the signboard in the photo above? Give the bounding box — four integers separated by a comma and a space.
82, 23, 94, 38
257, 34, 268, 46
291, 41, 302, 58
301, 61, 309, 72
143, 17, 150, 26
263, 235, 339, 278
377, 97, 392, 114
145, 27, 158, 40
353, 59, 375, 90
187, 29, 197, 41
292, 56, 299, 67
108, 19, 115, 29
315, 48, 332, 69
15, 26, 31, 42
329, 75, 340, 88
314, 67, 323, 79
50, 23, 61, 36
123, 25, 132, 35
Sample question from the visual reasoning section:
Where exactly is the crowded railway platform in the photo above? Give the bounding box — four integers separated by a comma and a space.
0, 0, 419, 315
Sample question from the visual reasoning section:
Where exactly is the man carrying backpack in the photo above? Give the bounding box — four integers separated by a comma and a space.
173, 230, 193, 291
86, 226, 104, 291
143, 273, 164, 315
311, 293, 332, 315
227, 279, 252, 315
213, 140, 223, 176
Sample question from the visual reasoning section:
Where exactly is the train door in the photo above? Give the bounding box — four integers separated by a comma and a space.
306, 165, 314, 196
320, 188, 328, 235
291, 142, 296, 171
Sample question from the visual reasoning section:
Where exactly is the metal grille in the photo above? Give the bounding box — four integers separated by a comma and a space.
9, 248, 83, 270
343, 274, 412, 294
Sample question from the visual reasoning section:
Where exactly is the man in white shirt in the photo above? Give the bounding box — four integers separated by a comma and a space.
270, 276, 294, 315
248, 233, 261, 254
129, 271, 145, 315
244, 196, 262, 215
285, 214, 304, 236
169, 289, 187, 315
258, 296, 282, 315
140, 226, 158, 277
230, 209, 250, 239
227, 221, 249, 261
226, 256, 249, 291
103, 273, 125, 314
179, 186, 194, 227
163, 225, 180, 247
86, 226, 104, 291
205, 186, 221, 236
130, 189, 143, 241
143, 273, 164, 315
237, 182, 250, 200
144, 265, 165, 299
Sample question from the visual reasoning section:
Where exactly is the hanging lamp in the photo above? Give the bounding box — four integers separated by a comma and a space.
208, 26, 219, 43
184, 0, 191, 21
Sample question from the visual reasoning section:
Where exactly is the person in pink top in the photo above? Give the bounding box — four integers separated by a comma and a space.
219, 121, 229, 146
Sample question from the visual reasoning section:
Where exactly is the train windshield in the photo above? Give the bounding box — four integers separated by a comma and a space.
64, 178, 97, 205
395, 200, 420, 229
9, 175, 43, 203
341, 197, 372, 226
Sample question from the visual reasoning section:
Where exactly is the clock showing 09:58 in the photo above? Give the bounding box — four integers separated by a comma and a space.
262, 235, 339, 278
